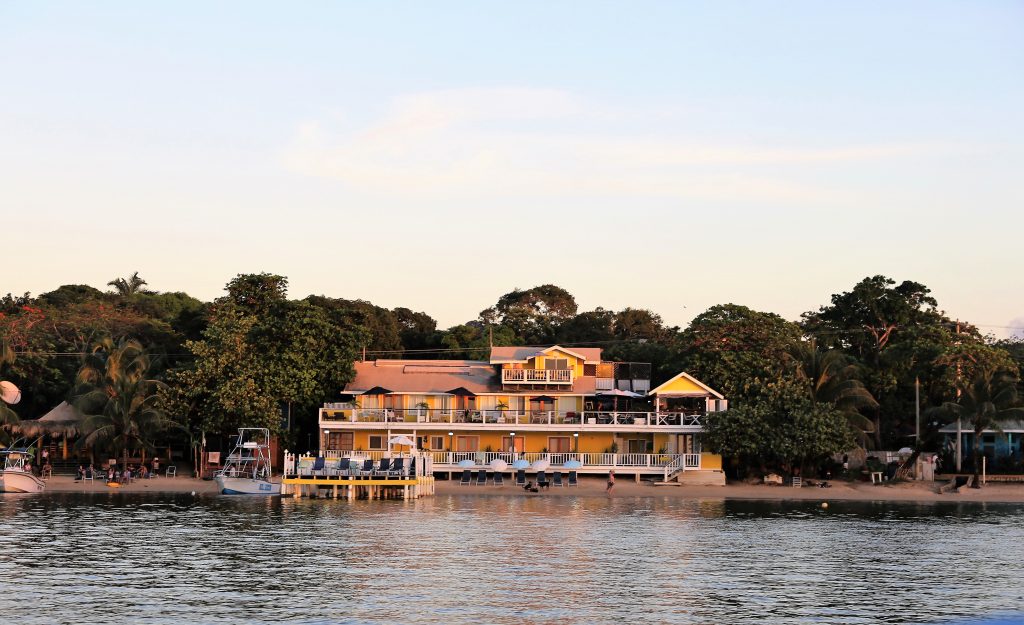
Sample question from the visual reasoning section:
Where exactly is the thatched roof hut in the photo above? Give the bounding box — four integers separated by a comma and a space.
12, 401, 85, 438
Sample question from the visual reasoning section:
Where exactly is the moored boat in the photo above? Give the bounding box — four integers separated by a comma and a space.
0, 448, 46, 493
214, 428, 281, 495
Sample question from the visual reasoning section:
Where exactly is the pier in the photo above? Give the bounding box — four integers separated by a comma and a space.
281, 452, 435, 499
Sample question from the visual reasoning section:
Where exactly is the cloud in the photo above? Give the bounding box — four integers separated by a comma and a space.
282, 87, 931, 203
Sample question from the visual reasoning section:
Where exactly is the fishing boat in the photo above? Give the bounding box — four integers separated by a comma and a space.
0, 447, 46, 493
214, 428, 281, 495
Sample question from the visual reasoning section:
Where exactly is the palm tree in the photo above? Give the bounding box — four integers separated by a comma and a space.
788, 339, 878, 446
72, 338, 177, 465
107, 272, 149, 296
932, 368, 1024, 487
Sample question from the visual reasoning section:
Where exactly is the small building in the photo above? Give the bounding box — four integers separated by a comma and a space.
939, 419, 1024, 471
317, 345, 726, 483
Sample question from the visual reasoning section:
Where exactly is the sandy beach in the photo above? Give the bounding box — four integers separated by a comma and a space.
32, 474, 1024, 503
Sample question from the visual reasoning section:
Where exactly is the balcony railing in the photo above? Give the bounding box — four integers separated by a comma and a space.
502, 369, 573, 384
315, 450, 703, 473
320, 408, 704, 428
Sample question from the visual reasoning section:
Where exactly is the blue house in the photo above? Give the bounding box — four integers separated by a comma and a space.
939, 419, 1024, 471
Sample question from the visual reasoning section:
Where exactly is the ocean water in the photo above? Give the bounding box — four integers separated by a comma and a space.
0, 492, 1022, 624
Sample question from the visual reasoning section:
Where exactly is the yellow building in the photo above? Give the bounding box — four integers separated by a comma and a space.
318, 345, 725, 483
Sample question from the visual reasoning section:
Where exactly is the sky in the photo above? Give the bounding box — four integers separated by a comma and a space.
2, 2, 1022, 338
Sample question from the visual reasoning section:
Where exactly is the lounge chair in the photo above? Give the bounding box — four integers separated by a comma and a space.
376, 458, 392, 477
408, 457, 416, 477
537, 471, 550, 489
568, 471, 578, 486
312, 456, 326, 476
390, 457, 405, 477
515, 469, 526, 486
493, 472, 504, 486
553, 471, 563, 487
476, 470, 487, 485
359, 459, 374, 477
337, 458, 351, 477
459, 469, 472, 485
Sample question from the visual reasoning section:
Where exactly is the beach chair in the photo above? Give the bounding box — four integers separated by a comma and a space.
376, 458, 392, 477
337, 458, 351, 477
408, 457, 416, 477
166, 466, 176, 478
476, 470, 487, 485
493, 472, 504, 486
312, 456, 326, 477
553, 471, 563, 487
792, 476, 802, 488
390, 458, 405, 477
515, 469, 526, 486
360, 459, 374, 477
537, 471, 550, 489
568, 471, 578, 487
459, 469, 472, 485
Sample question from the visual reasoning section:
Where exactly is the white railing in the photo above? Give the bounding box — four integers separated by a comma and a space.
321, 408, 705, 428
502, 369, 574, 384
424, 452, 698, 471
662, 454, 702, 481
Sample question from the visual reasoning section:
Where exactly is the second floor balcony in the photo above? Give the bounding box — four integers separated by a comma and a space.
501, 368, 573, 385
320, 407, 705, 429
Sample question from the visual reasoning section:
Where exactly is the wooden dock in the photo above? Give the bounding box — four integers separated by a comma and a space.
281, 475, 435, 500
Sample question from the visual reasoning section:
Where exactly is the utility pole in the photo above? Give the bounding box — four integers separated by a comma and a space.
915, 376, 920, 446
955, 320, 962, 472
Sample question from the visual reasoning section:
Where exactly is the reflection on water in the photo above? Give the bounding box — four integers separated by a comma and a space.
1, 493, 1023, 624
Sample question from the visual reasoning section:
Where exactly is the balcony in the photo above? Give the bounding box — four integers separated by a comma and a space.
320, 408, 704, 429
502, 368, 573, 385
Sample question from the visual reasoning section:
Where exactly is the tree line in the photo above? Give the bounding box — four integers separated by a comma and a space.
1, 273, 1021, 478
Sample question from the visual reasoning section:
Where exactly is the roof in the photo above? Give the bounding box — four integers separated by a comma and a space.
648, 372, 725, 399
938, 420, 1024, 434
11, 401, 86, 437
344, 360, 503, 395
344, 358, 601, 395
489, 345, 602, 364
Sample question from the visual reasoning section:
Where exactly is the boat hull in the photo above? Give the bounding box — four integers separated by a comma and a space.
0, 471, 46, 493
215, 476, 280, 495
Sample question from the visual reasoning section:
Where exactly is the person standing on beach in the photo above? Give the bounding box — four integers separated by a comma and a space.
606, 470, 615, 496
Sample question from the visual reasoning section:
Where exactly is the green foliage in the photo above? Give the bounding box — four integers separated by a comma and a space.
928, 368, 1024, 484
441, 323, 516, 359
72, 338, 178, 459
306, 295, 402, 353
107, 272, 151, 296
225, 273, 288, 312
703, 378, 854, 475
787, 339, 877, 446
676, 304, 802, 400
479, 284, 578, 343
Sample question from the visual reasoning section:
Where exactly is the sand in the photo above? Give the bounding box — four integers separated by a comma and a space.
35, 474, 1024, 504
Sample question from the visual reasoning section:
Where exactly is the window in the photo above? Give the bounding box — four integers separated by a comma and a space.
627, 439, 650, 454
548, 436, 572, 453
545, 358, 569, 370
456, 436, 479, 452
368, 435, 385, 450
327, 432, 353, 451
430, 436, 445, 450
501, 436, 525, 453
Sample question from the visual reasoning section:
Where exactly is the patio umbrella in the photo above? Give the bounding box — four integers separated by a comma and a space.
389, 435, 416, 447
531, 458, 551, 471
446, 387, 477, 397
512, 459, 530, 470
597, 389, 642, 412
563, 459, 583, 469
457, 459, 476, 468
361, 386, 393, 396
489, 459, 508, 472
530, 395, 556, 403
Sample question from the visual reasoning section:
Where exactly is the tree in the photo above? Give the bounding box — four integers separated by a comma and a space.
787, 339, 877, 446
676, 304, 802, 400
107, 272, 150, 296
392, 307, 439, 352
0, 341, 19, 442
306, 296, 402, 353
556, 308, 615, 344
702, 378, 854, 477
440, 323, 516, 359
72, 338, 177, 464
613, 308, 676, 343
224, 273, 288, 312
930, 368, 1024, 486
479, 285, 577, 344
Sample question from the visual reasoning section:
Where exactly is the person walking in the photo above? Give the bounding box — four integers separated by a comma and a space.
606, 469, 615, 496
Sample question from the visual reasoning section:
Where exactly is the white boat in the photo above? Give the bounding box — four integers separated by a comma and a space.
214, 428, 281, 495
0, 448, 46, 493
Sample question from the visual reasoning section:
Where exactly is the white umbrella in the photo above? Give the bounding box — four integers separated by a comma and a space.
512, 459, 530, 470
597, 389, 643, 398
0, 381, 21, 405
898, 447, 913, 455
457, 459, 476, 468
531, 458, 551, 471
563, 459, 582, 469
489, 459, 508, 472
389, 435, 416, 447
